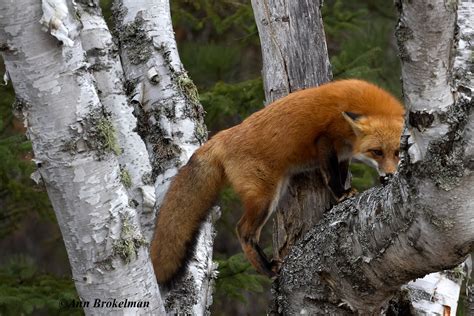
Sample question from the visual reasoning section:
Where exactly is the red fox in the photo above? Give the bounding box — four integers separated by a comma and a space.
150, 79, 405, 286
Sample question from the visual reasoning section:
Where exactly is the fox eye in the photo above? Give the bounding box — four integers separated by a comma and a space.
370, 149, 383, 157
394, 150, 399, 157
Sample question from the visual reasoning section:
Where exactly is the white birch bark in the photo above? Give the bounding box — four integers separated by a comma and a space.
112, 0, 217, 314
251, 0, 473, 314
76, 0, 156, 225
388, 1, 474, 314
403, 263, 468, 315
0, 0, 165, 315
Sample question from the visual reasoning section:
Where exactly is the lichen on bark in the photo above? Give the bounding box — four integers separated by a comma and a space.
113, 215, 148, 263
113, 5, 153, 65
66, 108, 121, 158
120, 167, 132, 188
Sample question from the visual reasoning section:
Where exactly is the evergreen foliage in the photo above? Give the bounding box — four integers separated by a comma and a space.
0, 84, 53, 239
214, 252, 270, 302
200, 78, 264, 130
0, 256, 81, 316
171, 0, 261, 89
170, 0, 258, 42
350, 163, 379, 191
323, 0, 401, 95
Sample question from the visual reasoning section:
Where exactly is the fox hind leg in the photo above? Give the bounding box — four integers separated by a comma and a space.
227, 161, 286, 277
236, 196, 276, 277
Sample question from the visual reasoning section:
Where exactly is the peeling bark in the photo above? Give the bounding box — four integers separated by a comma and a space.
386, 257, 471, 315
0, 0, 165, 315
112, 0, 216, 314
403, 269, 464, 314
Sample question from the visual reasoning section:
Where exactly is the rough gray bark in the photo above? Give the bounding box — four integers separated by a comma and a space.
250, 0, 335, 265
268, 0, 473, 315
0, 0, 165, 314
468, 285, 474, 315
251, 0, 332, 103
112, 0, 217, 314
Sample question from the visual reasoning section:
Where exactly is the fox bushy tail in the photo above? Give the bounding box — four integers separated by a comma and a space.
150, 146, 224, 286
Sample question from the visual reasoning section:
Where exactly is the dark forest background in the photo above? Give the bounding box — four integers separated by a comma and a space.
2, 1, 466, 315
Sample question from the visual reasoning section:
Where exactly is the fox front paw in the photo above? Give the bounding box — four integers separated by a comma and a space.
336, 188, 358, 203
269, 258, 283, 278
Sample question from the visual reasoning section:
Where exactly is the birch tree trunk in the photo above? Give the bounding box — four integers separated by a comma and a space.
264, 0, 473, 314
387, 1, 474, 313
76, 0, 156, 224
112, 0, 217, 314
250, 0, 335, 266
0, 0, 165, 315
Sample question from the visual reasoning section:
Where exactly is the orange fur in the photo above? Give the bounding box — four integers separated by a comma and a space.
151, 79, 405, 285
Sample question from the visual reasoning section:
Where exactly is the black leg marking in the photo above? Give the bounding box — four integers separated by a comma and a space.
326, 151, 346, 198
315, 136, 350, 200
339, 159, 350, 189
252, 240, 274, 275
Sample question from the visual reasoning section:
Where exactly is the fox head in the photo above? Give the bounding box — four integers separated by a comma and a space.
342, 111, 404, 184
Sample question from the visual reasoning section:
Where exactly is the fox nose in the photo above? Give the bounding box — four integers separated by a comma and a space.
380, 173, 393, 185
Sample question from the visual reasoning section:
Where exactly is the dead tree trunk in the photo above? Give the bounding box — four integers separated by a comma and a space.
250, 0, 334, 268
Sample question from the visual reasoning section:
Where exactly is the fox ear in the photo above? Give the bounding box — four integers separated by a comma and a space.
342, 112, 364, 135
